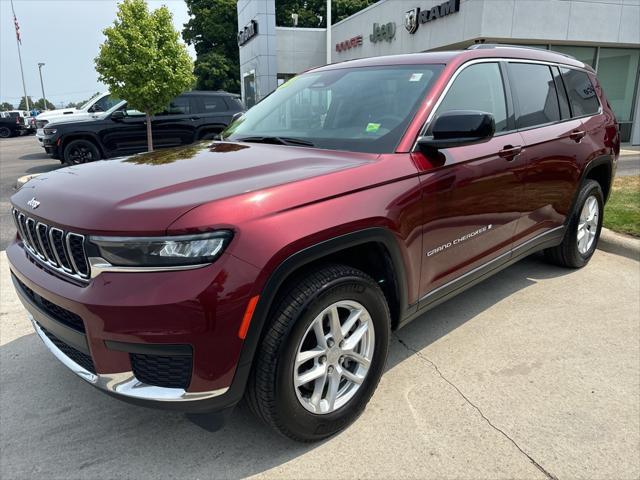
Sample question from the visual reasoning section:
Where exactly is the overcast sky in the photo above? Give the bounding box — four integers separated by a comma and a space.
0, 0, 194, 108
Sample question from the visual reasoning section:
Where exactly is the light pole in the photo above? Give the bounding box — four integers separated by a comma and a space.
37, 62, 47, 111
326, 0, 332, 64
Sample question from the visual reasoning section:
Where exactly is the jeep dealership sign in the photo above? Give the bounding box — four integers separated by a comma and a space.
405, 0, 460, 34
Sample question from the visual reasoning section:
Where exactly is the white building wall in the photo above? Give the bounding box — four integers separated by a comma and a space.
276, 27, 327, 75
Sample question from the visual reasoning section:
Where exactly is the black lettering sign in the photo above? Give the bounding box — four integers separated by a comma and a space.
404, 0, 460, 34
238, 20, 258, 46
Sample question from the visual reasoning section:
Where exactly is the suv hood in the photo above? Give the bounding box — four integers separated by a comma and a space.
11, 141, 376, 234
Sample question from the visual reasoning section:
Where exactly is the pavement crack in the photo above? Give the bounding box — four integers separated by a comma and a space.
394, 333, 559, 480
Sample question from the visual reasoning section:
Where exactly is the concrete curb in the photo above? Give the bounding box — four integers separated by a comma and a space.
598, 227, 640, 261
16, 174, 39, 189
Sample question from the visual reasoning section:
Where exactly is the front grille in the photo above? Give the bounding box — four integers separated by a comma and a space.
12, 208, 90, 282
131, 353, 192, 389
39, 323, 96, 374
13, 274, 85, 332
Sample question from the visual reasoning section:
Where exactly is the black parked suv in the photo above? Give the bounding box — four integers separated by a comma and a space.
41, 91, 244, 164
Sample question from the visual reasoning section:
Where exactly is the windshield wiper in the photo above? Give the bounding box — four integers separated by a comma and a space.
237, 136, 315, 147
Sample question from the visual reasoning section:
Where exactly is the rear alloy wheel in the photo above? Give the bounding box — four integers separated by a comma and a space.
247, 264, 390, 441
0, 127, 11, 138
545, 179, 604, 268
63, 139, 101, 165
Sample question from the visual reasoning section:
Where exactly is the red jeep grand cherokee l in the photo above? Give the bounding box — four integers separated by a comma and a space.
9, 46, 619, 441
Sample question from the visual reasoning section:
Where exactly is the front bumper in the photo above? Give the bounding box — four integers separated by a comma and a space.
8, 240, 261, 413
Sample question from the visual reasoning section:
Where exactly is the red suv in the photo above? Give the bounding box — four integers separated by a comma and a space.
9, 46, 619, 441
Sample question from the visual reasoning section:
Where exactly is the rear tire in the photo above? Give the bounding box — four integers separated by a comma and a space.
247, 264, 390, 442
0, 127, 12, 138
545, 179, 603, 268
63, 139, 101, 165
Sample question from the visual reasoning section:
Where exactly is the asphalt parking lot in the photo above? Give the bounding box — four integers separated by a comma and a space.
1, 135, 639, 479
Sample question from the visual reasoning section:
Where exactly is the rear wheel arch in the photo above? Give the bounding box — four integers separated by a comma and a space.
581, 155, 614, 203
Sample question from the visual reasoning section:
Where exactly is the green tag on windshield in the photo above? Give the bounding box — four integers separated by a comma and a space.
366, 123, 381, 133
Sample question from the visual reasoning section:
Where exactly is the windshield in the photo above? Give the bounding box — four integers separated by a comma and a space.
224, 64, 443, 154
79, 93, 103, 110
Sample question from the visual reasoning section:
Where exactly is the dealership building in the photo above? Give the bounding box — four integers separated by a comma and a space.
237, 0, 640, 143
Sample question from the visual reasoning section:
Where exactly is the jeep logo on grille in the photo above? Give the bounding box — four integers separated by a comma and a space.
27, 197, 40, 209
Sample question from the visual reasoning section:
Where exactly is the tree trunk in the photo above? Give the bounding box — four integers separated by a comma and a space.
145, 112, 154, 152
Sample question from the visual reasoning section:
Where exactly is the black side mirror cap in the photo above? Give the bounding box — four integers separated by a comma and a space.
110, 110, 125, 121
418, 110, 495, 151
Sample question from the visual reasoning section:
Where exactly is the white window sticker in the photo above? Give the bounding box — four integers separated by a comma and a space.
409, 73, 423, 82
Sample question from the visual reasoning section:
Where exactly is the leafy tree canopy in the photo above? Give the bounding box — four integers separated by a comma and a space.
34, 98, 55, 110
95, 0, 195, 150
1, 102, 14, 111
17, 96, 33, 110
183, 0, 239, 93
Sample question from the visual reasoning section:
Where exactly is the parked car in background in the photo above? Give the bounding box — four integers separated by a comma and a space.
41, 91, 244, 164
35, 92, 123, 145
8, 46, 619, 441
0, 114, 26, 138
2, 110, 35, 134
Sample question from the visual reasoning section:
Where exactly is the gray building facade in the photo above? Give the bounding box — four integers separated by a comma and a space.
238, 0, 640, 143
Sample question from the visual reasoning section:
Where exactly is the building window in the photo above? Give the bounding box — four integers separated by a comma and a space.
597, 48, 640, 123
550, 45, 597, 68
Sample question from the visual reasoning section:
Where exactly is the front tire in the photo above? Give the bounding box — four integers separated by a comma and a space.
63, 139, 101, 165
247, 264, 390, 441
545, 179, 604, 268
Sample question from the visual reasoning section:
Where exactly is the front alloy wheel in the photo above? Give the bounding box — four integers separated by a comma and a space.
294, 300, 375, 414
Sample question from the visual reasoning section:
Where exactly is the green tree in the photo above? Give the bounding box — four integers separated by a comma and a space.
34, 98, 55, 110
276, 0, 379, 27
1, 102, 13, 111
17, 96, 33, 110
95, 0, 195, 151
183, 0, 240, 93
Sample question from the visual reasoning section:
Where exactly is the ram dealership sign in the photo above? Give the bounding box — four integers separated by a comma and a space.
336, 35, 363, 52
238, 20, 258, 46
405, 0, 460, 34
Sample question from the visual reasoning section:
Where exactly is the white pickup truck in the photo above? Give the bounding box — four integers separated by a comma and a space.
35, 92, 122, 145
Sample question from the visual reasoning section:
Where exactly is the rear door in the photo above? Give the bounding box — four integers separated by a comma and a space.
416, 61, 526, 303
100, 106, 148, 155
151, 96, 198, 148
507, 62, 597, 245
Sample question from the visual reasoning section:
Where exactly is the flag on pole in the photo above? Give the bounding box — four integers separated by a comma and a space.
14, 14, 21, 44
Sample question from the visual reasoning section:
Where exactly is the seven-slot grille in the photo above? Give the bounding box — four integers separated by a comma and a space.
12, 208, 90, 281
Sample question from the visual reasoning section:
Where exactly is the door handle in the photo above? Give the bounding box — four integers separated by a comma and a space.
190, 116, 201, 121
570, 130, 586, 142
498, 145, 522, 160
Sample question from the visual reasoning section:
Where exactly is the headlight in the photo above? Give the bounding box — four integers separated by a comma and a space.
88, 231, 232, 267
43, 128, 57, 135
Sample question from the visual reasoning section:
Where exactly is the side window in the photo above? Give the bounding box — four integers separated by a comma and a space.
551, 67, 571, 120
225, 97, 245, 111
93, 94, 121, 112
200, 96, 228, 113
433, 62, 508, 133
161, 97, 191, 115
560, 68, 600, 117
509, 63, 560, 129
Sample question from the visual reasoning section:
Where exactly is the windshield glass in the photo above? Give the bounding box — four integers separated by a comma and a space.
79, 93, 103, 110
224, 64, 443, 154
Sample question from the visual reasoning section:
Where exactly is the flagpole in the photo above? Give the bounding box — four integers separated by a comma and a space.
11, 0, 29, 112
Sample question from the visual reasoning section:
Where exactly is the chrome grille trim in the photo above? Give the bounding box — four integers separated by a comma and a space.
12, 208, 90, 282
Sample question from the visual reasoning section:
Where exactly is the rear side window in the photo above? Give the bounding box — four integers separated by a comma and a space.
163, 97, 191, 115
199, 96, 228, 113
225, 97, 245, 111
509, 63, 560, 129
560, 68, 600, 117
433, 62, 508, 132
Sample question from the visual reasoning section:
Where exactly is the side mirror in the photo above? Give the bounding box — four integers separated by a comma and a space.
110, 110, 125, 121
231, 111, 244, 122
417, 110, 495, 151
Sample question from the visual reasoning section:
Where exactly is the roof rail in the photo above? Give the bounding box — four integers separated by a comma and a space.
467, 43, 577, 60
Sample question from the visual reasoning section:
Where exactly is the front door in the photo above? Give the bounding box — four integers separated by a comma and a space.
416, 61, 526, 305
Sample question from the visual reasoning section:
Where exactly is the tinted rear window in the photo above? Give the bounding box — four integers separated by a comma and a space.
560, 68, 600, 117
199, 96, 227, 113
509, 63, 560, 129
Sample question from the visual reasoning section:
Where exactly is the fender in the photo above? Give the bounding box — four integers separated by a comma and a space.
221, 227, 412, 405
567, 154, 614, 218
60, 132, 106, 157
195, 123, 228, 141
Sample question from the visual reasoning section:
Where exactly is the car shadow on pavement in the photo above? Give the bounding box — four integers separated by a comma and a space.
19, 152, 53, 161
24, 164, 61, 175
0, 255, 578, 478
